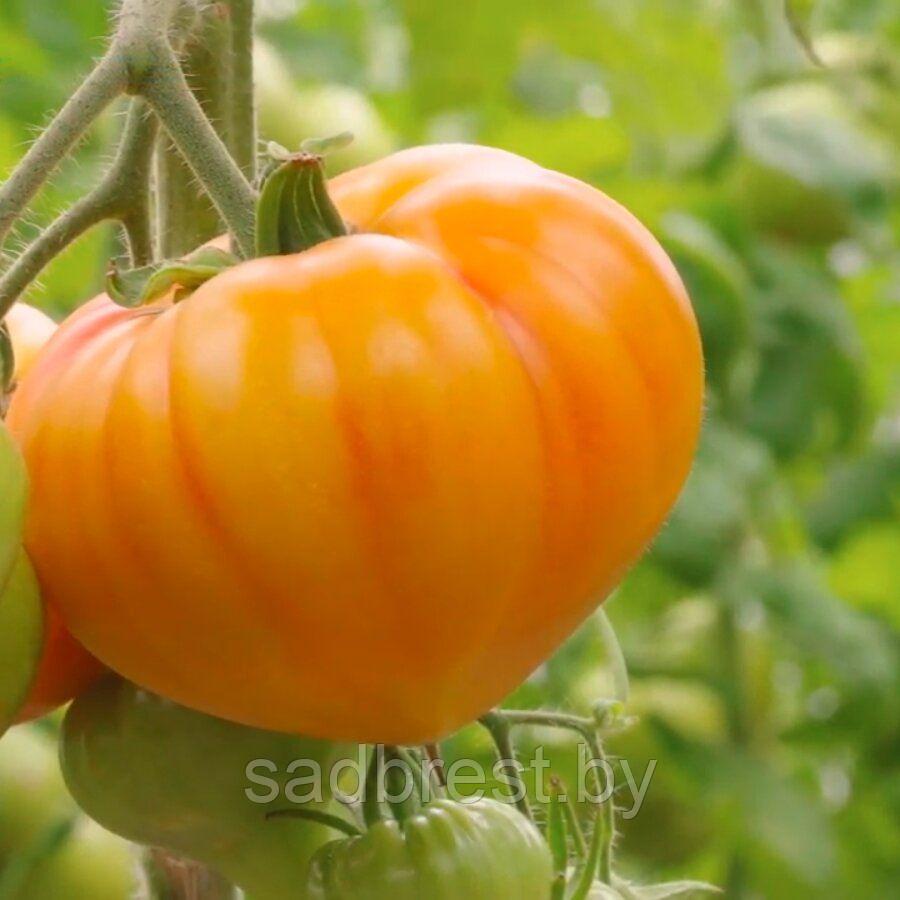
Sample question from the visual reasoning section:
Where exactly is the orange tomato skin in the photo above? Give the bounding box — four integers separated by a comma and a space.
8, 145, 703, 743
14, 605, 104, 722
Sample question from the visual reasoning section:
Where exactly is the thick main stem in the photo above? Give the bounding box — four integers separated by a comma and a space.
156, 3, 235, 257
142, 46, 257, 257
228, 0, 257, 179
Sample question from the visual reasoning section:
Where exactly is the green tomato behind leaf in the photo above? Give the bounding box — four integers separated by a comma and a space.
0, 551, 43, 736
61, 677, 354, 900
0, 423, 27, 592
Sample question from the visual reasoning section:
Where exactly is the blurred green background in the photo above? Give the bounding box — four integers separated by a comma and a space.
1, 0, 899, 897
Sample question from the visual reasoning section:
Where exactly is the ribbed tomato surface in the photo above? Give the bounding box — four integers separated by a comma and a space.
8, 145, 703, 742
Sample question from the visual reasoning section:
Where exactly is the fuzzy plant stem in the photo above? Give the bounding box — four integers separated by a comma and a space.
141, 46, 256, 257
0, 101, 157, 318
0, 55, 128, 251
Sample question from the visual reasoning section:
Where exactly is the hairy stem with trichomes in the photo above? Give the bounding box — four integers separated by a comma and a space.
0, 0, 257, 321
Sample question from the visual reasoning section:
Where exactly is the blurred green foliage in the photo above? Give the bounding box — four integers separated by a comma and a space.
1, 0, 899, 897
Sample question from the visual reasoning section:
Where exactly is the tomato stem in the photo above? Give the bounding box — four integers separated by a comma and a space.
143, 46, 257, 258
384, 746, 422, 823
478, 711, 533, 822
582, 731, 615, 884
422, 743, 447, 792
547, 777, 570, 880
362, 745, 389, 828
228, 0, 257, 180
560, 781, 588, 856
0, 0, 261, 313
155, 3, 235, 257
0, 101, 157, 319
0, 54, 127, 252
143, 848, 237, 900
567, 797, 607, 900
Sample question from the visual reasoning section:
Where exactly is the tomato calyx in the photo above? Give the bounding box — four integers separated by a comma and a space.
255, 138, 350, 257
106, 134, 352, 310
270, 745, 555, 900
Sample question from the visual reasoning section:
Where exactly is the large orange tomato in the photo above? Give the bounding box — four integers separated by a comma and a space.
8, 145, 703, 743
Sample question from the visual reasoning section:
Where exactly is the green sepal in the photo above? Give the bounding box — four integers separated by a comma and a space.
300, 131, 354, 156
106, 246, 240, 309
266, 808, 362, 838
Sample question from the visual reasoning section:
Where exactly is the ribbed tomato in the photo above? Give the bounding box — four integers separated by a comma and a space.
8, 144, 703, 742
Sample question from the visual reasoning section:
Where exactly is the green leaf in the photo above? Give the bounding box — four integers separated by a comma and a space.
735, 82, 898, 199
731, 563, 898, 688
651, 424, 772, 586
743, 242, 866, 457
807, 439, 900, 548
830, 523, 900, 629
660, 212, 751, 387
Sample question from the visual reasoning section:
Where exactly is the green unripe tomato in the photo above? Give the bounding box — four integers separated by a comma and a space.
0, 551, 43, 735
61, 677, 354, 899
0, 725, 137, 900
306, 798, 553, 899
0, 422, 27, 590
255, 40, 395, 174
